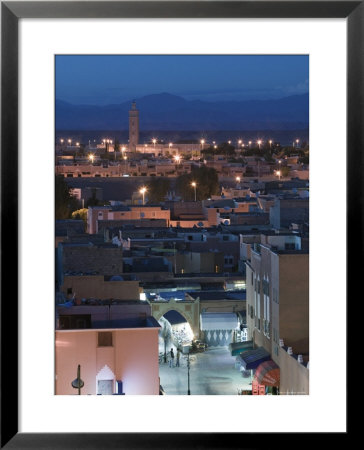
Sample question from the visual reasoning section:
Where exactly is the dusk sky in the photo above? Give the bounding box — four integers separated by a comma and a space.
56, 55, 309, 105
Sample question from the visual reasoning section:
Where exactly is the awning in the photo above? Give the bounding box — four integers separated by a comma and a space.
254, 360, 280, 387
237, 347, 271, 370
229, 340, 254, 356
200, 312, 239, 331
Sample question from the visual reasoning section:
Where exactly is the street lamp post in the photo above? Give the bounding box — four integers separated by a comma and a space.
187, 352, 191, 395
140, 187, 147, 205
191, 182, 197, 202
124, 155, 127, 175
173, 241, 177, 273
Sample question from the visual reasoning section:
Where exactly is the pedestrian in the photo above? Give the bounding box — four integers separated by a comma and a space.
169, 348, 174, 367
176, 348, 180, 367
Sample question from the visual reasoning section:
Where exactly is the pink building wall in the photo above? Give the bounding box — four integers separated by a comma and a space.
55, 327, 159, 395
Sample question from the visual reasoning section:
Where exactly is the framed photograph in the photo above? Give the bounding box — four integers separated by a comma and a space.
1, 1, 357, 447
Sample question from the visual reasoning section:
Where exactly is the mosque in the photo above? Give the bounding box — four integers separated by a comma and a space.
128, 101, 202, 157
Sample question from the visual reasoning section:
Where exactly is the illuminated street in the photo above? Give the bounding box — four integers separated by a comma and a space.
159, 347, 252, 395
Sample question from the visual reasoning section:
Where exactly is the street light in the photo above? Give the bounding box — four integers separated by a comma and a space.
295, 139, 300, 148
140, 187, 147, 205
173, 241, 177, 273
269, 140, 272, 149
191, 182, 197, 202
89, 154, 95, 164
174, 154, 181, 165
276, 170, 281, 180
124, 155, 127, 175
236, 176, 241, 184
187, 352, 191, 395
152, 138, 157, 149
200, 139, 205, 151
257, 140, 262, 149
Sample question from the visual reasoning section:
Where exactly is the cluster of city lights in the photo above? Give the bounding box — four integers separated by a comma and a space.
60, 137, 301, 151
59, 138, 80, 147
133, 181, 199, 205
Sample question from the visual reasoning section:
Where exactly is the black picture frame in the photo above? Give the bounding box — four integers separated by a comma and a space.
1, 1, 356, 448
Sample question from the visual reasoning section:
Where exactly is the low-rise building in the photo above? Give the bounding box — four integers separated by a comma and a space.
55, 301, 160, 395
245, 234, 309, 394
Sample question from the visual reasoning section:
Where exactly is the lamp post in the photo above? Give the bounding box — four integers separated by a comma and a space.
269, 140, 272, 149
152, 138, 157, 150
174, 154, 181, 165
187, 352, 191, 395
257, 140, 262, 150
173, 241, 177, 273
191, 182, 197, 202
89, 154, 94, 164
124, 155, 128, 175
140, 187, 147, 205
236, 176, 241, 185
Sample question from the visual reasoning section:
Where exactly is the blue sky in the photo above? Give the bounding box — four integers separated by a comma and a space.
56, 55, 309, 105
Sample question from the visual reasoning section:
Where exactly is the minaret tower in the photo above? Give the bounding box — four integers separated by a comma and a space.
129, 100, 139, 151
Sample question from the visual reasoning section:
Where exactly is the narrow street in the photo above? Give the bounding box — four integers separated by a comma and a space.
159, 347, 252, 395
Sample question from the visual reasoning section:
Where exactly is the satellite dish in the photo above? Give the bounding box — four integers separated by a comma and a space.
223, 206, 230, 211
71, 365, 84, 394
197, 222, 204, 227
223, 220, 230, 225
140, 212, 145, 218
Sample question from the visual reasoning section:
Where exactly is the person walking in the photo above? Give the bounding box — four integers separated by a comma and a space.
169, 348, 174, 367
176, 348, 180, 367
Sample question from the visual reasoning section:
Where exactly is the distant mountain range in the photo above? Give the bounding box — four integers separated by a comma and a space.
56, 92, 309, 131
